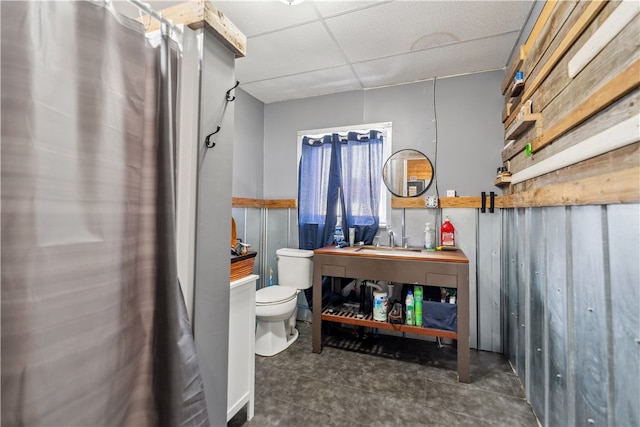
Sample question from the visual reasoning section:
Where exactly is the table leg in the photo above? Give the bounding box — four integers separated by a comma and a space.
457, 264, 470, 383
312, 265, 322, 353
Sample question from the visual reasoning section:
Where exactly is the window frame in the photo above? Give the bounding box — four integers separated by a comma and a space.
296, 122, 393, 227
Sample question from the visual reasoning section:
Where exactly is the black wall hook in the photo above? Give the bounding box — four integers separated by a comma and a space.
226, 81, 240, 102
205, 126, 221, 148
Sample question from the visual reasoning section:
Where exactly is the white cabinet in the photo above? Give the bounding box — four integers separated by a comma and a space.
227, 274, 257, 422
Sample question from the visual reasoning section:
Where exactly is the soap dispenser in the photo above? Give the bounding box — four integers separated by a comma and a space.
423, 223, 435, 251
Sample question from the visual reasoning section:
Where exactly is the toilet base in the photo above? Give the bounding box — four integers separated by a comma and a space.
255, 318, 299, 357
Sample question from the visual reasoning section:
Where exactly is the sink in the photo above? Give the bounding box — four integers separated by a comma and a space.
355, 245, 423, 256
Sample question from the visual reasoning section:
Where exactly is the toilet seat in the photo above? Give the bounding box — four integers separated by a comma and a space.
256, 286, 297, 306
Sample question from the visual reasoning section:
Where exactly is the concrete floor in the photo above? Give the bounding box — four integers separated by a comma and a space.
229, 321, 538, 427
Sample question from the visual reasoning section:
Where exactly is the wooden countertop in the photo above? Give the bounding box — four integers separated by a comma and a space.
313, 245, 469, 264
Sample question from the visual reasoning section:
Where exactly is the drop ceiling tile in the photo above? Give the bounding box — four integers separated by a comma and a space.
352, 33, 516, 88
241, 65, 362, 103
235, 21, 346, 82
215, 1, 319, 37
325, 1, 532, 63
312, 0, 383, 18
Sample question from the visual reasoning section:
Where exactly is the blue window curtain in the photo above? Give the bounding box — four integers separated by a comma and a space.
339, 131, 383, 244
298, 135, 342, 249
298, 131, 382, 249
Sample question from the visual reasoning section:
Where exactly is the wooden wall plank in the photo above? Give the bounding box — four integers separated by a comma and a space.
502, 135, 530, 163
506, 167, 640, 207
509, 90, 640, 175
523, 0, 559, 57
501, 0, 638, 208
523, 1, 577, 84
142, 0, 246, 57
513, 115, 639, 185
568, 1, 640, 78
525, 143, 639, 192
534, 1, 627, 118
521, 1, 606, 104
262, 199, 297, 209
506, 1, 598, 130
532, 59, 640, 153
232, 198, 297, 209
232, 197, 263, 208
392, 196, 510, 209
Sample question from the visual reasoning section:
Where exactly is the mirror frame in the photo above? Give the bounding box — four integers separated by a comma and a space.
382, 149, 434, 198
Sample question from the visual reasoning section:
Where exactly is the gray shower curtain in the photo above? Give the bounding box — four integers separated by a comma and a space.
1, 1, 207, 425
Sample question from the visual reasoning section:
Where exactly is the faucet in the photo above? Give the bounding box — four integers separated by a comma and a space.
388, 229, 395, 248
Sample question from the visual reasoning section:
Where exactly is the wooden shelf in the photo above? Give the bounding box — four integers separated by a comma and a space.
505, 113, 541, 141
501, 45, 526, 95
494, 174, 512, 187
321, 307, 458, 340
510, 80, 525, 97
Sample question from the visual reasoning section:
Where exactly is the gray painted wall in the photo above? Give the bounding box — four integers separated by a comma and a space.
503, 204, 640, 427
232, 89, 264, 199
263, 90, 365, 198
262, 71, 505, 200
193, 32, 236, 426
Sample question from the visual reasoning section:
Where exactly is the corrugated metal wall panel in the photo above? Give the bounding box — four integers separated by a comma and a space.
505, 209, 519, 369
528, 208, 546, 422
478, 211, 503, 352
504, 204, 640, 425
443, 208, 478, 349
544, 206, 569, 427
516, 208, 528, 382
571, 206, 609, 425
607, 204, 640, 427
266, 209, 289, 285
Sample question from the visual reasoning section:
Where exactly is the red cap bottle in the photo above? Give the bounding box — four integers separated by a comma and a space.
441, 215, 455, 247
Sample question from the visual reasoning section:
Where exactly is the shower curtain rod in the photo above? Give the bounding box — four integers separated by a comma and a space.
127, 0, 176, 32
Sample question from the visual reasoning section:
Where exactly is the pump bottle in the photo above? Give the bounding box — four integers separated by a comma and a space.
423, 223, 435, 251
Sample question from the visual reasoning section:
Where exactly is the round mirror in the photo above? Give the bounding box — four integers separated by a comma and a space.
382, 149, 434, 197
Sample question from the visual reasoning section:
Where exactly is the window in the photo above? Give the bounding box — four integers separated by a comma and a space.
297, 123, 392, 249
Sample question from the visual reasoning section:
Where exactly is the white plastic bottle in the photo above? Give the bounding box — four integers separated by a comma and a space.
405, 289, 414, 326
423, 222, 435, 251
334, 224, 344, 245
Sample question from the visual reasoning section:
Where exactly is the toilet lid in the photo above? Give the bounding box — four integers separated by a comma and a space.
256, 286, 297, 305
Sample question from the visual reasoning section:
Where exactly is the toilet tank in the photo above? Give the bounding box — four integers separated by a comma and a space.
276, 248, 314, 290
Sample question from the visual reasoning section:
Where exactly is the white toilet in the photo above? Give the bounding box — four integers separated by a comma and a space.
255, 248, 314, 356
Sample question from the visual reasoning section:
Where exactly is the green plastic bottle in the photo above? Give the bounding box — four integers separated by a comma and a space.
405, 289, 414, 326
414, 285, 423, 326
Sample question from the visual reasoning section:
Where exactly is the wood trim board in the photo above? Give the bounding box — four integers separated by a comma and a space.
522, 0, 559, 58
532, 60, 640, 153
513, 114, 640, 184
506, 167, 640, 207
140, 0, 246, 57
568, 1, 640, 79
232, 198, 297, 209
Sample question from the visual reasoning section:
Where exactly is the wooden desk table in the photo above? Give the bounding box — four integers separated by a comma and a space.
312, 245, 470, 383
